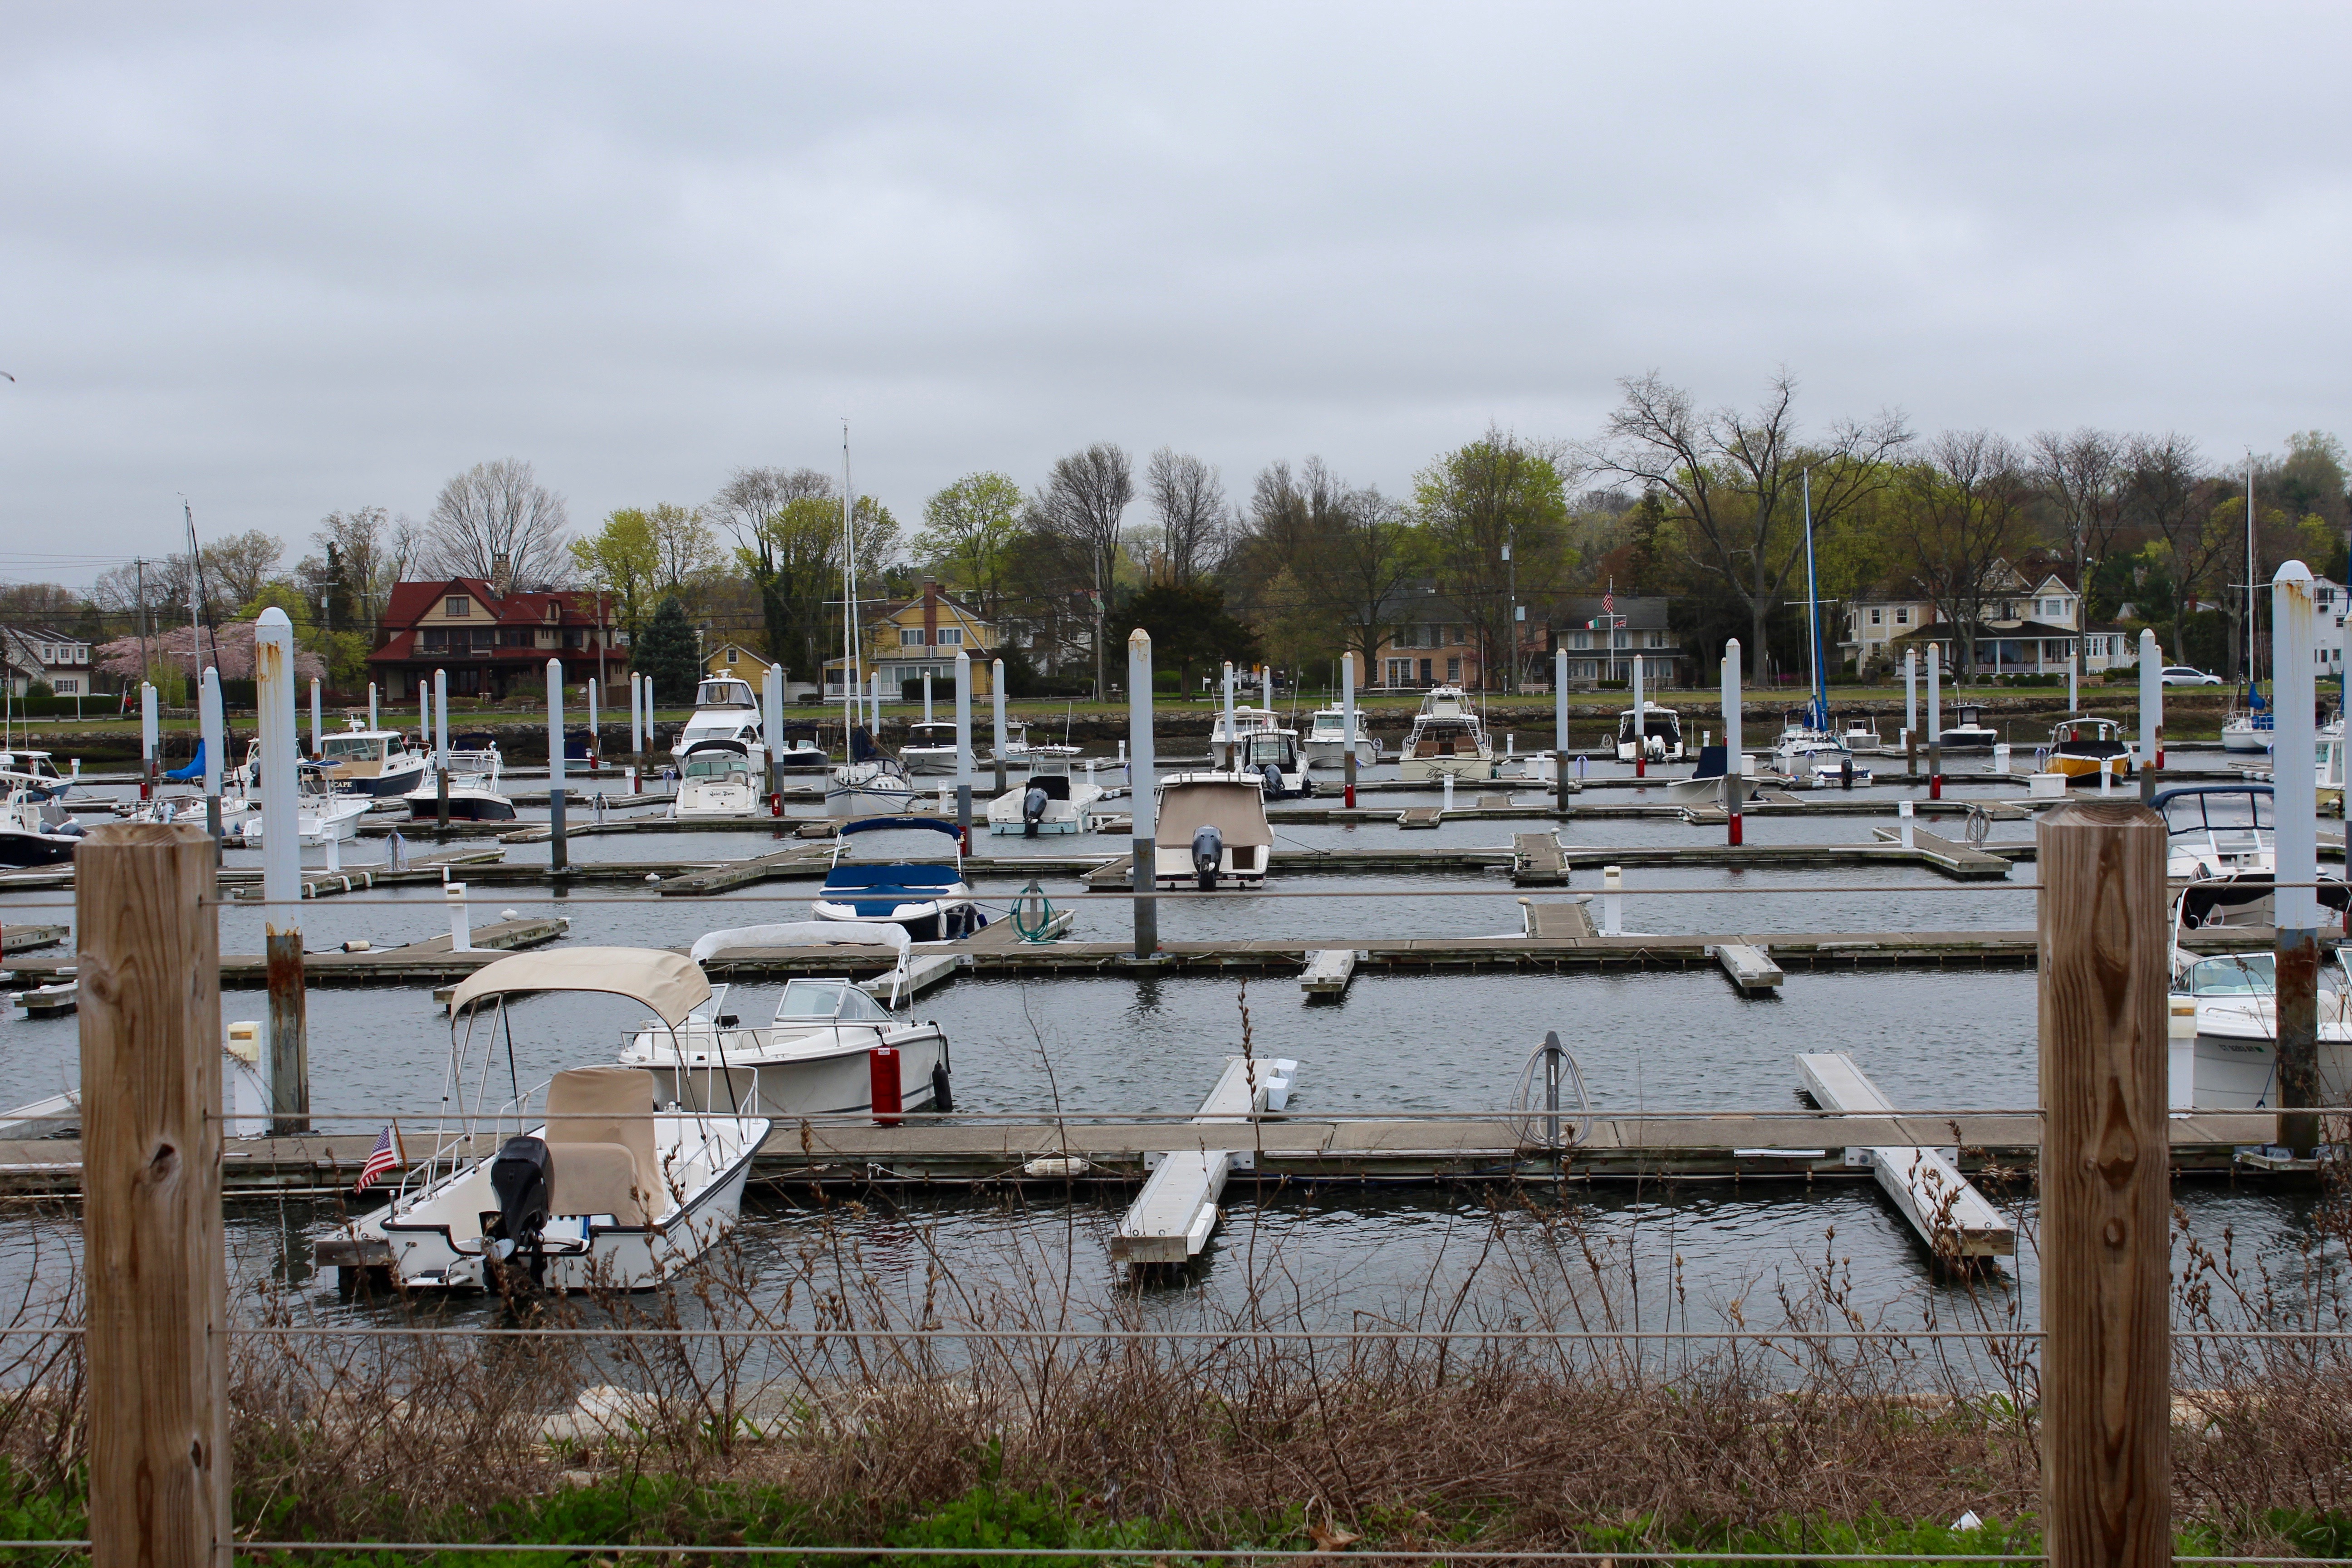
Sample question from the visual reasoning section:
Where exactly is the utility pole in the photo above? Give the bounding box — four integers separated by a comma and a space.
1504, 525, 1516, 695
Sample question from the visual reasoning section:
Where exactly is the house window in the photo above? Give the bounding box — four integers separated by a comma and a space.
1446, 656, 1462, 684
937, 627, 963, 646
900, 628, 924, 646
1648, 631, 1666, 649
1896, 608, 1910, 626
1386, 658, 1412, 686
420, 628, 448, 650
446, 596, 471, 617
725, 647, 738, 665
52, 678, 76, 695
1572, 631, 1589, 650
1420, 658, 1433, 684
1870, 608, 1882, 626
1612, 631, 1627, 649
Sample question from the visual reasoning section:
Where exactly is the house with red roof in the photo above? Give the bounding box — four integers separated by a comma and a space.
366, 578, 625, 699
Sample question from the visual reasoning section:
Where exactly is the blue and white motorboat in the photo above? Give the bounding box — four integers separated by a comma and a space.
811, 815, 987, 941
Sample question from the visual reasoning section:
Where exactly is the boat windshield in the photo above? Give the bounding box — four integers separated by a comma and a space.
1244, 735, 1294, 766
694, 679, 757, 708
684, 752, 750, 780
2162, 791, 2271, 839
318, 734, 386, 764
774, 979, 888, 1022
2181, 954, 2274, 996
1309, 713, 1343, 737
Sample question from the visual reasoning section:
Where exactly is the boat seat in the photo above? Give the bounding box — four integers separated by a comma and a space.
1414, 740, 1439, 758
543, 1065, 662, 1225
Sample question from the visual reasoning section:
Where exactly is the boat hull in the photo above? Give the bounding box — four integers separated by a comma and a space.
648, 1036, 948, 1120
406, 793, 515, 822
0, 831, 77, 867
330, 760, 430, 797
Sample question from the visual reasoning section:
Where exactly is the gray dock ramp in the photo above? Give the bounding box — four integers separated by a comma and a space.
1797, 1051, 2014, 1259
1110, 1055, 1299, 1264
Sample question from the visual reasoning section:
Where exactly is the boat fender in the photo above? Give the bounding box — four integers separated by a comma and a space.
1191, 823, 1224, 890
1023, 785, 1049, 837
931, 1061, 954, 1113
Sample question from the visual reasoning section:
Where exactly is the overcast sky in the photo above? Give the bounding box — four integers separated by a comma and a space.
3, 3, 2347, 585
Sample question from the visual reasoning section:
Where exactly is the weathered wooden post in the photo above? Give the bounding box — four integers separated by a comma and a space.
433, 667, 450, 829
1552, 646, 1569, 818
1721, 638, 1743, 846
546, 658, 568, 874
1343, 652, 1359, 809
2273, 564, 2323, 1154
256, 608, 307, 1133
1129, 628, 1157, 958
81, 820, 230, 1568
2038, 799, 2171, 1568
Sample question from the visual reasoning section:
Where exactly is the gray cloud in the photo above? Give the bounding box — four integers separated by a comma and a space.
2, 2, 2347, 579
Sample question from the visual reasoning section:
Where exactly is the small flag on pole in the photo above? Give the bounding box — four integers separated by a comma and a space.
356, 1124, 402, 1191
1602, 588, 1614, 617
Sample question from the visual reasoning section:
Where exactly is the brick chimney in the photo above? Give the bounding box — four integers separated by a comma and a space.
922, 576, 938, 648
490, 553, 513, 594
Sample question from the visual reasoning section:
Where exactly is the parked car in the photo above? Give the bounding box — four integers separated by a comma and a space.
2160, 666, 2224, 687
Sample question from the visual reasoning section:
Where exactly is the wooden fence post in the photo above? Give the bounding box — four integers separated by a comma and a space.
2038, 800, 2170, 1568
80, 822, 229, 1568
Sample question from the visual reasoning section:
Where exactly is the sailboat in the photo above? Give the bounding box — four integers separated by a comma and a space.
2222, 460, 2274, 755
827, 424, 914, 819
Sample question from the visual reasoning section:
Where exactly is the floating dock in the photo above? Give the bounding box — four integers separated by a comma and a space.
1299, 949, 1361, 997
1797, 1050, 2017, 1259
1709, 943, 1783, 997
1110, 1055, 1301, 1264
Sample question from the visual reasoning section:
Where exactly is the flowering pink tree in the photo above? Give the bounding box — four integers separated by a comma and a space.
97, 622, 327, 684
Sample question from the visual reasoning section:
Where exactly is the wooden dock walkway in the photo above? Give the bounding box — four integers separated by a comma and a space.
0, 1106, 2288, 1200
1798, 1050, 2016, 1259
1510, 832, 1567, 885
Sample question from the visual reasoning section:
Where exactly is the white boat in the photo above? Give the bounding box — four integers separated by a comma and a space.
2171, 946, 2352, 1110
1837, 714, 1882, 752
618, 925, 953, 1118
242, 762, 372, 844
2159, 785, 2348, 930
773, 723, 831, 773
987, 754, 1106, 835
1000, 716, 1080, 765
1940, 704, 1999, 750
403, 746, 515, 821
1232, 729, 1313, 799
1769, 716, 1865, 787
1208, 706, 1284, 771
1613, 703, 1683, 763
900, 721, 960, 774
1152, 772, 1271, 889
1299, 707, 1380, 771
827, 732, 916, 818
812, 815, 987, 941
0, 752, 69, 796
2320, 717, 2345, 815
320, 947, 770, 1291
1397, 686, 1496, 781
671, 677, 771, 777
2222, 701, 2275, 755
0, 779, 81, 867
318, 723, 431, 797
670, 741, 763, 821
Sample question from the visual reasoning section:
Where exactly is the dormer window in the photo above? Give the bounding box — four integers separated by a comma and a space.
546, 602, 560, 624
446, 596, 471, 617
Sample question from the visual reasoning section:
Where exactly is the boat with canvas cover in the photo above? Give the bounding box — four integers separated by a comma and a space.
320, 947, 769, 1291
811, 815, 986, 941
1152, 772, 1272, 889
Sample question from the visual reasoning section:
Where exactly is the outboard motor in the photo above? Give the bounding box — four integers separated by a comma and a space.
487, 1135, 554, 1286
1191, 823, 1224, 890
1260, 761, 1285, 799
1023, 784, 1049, 837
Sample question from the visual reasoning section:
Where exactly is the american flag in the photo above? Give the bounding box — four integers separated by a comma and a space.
355, 1125, 402, 1192
1603, 588, 1614, 617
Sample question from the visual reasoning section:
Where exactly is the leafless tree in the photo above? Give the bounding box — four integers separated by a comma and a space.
2028, 429, 2123, 673
200, 529, 287, 610
422, 459, 571, 588
1890, 433, 2036, 681
311, 507, 422, 638
1145, 448, 1231, 587
1032, 443, 1133, 698
1587, 370, 1910, 680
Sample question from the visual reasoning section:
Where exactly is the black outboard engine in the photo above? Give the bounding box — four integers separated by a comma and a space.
1191, 823, 1223, 890
487, 1135, 554, 1286
1259, 761, 1285, 799
1023, 784, 1049, 837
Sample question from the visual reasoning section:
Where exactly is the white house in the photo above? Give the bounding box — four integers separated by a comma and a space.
0, 627, 94, 697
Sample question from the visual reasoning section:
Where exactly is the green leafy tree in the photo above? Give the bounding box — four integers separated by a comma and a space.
634, 596, 700, 705
570, 508, 660, 641
1415, 429, 1572, 691
914, 472, 1024, 620
1110, 583, 1260, 696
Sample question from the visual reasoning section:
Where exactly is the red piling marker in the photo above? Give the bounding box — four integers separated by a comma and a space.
869, 1046, 902, 1127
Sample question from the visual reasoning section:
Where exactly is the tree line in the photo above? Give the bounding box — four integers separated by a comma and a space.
20, 377, 2348, 701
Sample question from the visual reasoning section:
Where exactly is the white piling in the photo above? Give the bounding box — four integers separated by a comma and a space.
765, 663, 785, 800
546, 659, 568, 872
199, 667, 224, 848
1632, 652, 1646, 767
922, 669, 933, 725
309, 677, 322, 758
1553, 647, 1568, 751
1221, 662, 1236, 773
445, 882, 472, 952
1722, 639, 1743, 845
1926, 644, 1941, 743
1129, 629, 1157, 958
1903, 649, 1916, 747
588, 677, 599, 764
433, 669, 449, 762
1601, 865, 1623, 936
139, 682, 157, 782
2275, 564, 2318, 931
255, 608, 304, 1130
954, 650, 972, 787
1261, 666, 1272, 712
991, 659, 1009, 785
1442, 773, 1455, 813
2139, 628, 2162, 773
368, 682, 378, 731
1898, 798, 1915, 848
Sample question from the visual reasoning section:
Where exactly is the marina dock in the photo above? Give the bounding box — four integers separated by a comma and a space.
1798, 1051, 2016, 1258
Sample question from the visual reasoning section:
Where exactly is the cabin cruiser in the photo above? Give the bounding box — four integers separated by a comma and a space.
811, 816, 986, 941
1209, 707, 1284, 771
1234, 729, 1313, 799
900, 721, 960, 774
1299, 706, 1380, 771
986, 754, 1106, 835
0, 779, 82, 866
0, 753, 69, 798
1613, 703, 1683, 763
1837, 714, 1882, 752
999, 716, 1079, 764
318, 947, 769, 1291
2158, 786, 2349, 931
1152, 772, 1272, 889
827, 728, 916, 818
1940, 705, 1999, 750
669, 741, 762, 821
241, 762, 372, 844
2169, 946, 2352, 1110
1398, 686, 1496, 781
616, 925, 953, 1119
402, 746, 515, 821
671, 677, 769, 776
317, 723, 431, 797
2047, 716, 2132, 786
2222, 688, 2274, 755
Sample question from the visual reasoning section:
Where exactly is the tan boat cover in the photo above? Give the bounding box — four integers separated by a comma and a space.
544, 1065, 661, 1224
1154, 778, 1272, 850
447, 946, 711, 1027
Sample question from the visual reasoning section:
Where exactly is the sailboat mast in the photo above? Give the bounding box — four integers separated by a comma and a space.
2248, 453, 2258, 687
1802, 468, 1825, 730
843, 422, 858, 746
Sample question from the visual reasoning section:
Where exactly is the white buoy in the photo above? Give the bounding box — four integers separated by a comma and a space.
1602, 865, 1623, 936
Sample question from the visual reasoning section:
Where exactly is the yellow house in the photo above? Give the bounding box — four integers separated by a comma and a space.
702, 642, 777, 694
823, 578, 997, 696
